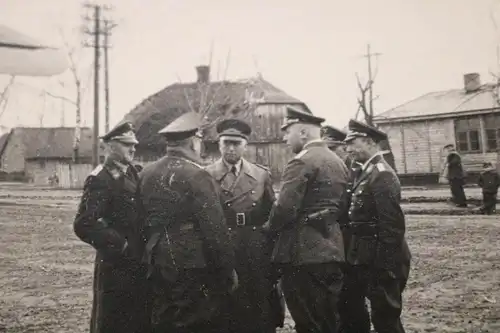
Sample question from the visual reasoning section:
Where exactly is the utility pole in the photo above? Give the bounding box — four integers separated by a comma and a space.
103, 20, 117, 133
361, 44, 382, 124
82, 3, 115, 167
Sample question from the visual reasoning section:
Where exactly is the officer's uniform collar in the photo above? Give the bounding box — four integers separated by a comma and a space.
361, 150, 390, 171
223, 158, 242, 175
166, 146, 203, 165
113, 160, 129, 174
303, 139, 326, 150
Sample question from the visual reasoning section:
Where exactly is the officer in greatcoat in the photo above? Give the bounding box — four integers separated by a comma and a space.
342, 119, 411, 333
73, 122, 151, 333
205, 118, 281, 333
321, 125, 370, 333
263, 106, 349, 333
139, 112, 237, 333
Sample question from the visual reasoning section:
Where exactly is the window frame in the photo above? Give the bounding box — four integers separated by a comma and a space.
483, 113, 500, 152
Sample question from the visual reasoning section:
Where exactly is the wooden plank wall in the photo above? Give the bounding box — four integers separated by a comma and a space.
56, 163, 93, 189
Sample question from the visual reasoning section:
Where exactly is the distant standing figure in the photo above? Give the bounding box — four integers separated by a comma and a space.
478, 162, 500, 215
444, 144, 467, 207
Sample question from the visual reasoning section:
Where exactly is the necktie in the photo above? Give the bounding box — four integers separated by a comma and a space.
224, 165, 237, 189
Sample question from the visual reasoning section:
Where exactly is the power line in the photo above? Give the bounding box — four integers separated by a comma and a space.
82, 2, 115, 167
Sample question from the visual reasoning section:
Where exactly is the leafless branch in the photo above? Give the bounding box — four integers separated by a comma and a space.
202, 48, 233, 117
222, 48, 231, 81
43, 91, 77, 106
0, 75, 16, 111
175, 74, 196, 113
354, 105, 362, 120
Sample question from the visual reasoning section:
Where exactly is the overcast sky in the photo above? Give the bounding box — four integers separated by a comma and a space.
1, 0, 500, 132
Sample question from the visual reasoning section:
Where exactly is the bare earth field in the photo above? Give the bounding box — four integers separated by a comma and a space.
0, 188, 499, 332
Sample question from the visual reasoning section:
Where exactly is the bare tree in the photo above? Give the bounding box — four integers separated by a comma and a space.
0, 75, 16, 119
174, 47, 257, 133
354, 54, 397, 171
43, 29, 86, 163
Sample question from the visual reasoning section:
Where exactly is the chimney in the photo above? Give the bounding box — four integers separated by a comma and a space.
463, 73, 481, 93
196, 65, 210, 84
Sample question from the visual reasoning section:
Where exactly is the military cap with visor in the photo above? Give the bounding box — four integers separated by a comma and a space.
100, 121, 138, 145
281, 105, 325, 131
158, 111, 203, 141
321, 125, 347, 146
216, 118, 252, 141
344, 119, 387, 143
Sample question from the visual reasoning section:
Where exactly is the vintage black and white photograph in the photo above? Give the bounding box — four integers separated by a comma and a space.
0, 1, 499, 332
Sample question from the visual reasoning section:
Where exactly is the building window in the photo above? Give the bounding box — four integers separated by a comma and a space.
454, 116, 482, 153
484, 113, 500, 152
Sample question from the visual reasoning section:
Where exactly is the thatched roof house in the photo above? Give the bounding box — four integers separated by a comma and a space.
121, 65, 310, 165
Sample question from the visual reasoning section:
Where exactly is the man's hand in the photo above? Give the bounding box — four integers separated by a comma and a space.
230, 269, 239, 293
261, 220, 271, 233
121, 239, 129, 254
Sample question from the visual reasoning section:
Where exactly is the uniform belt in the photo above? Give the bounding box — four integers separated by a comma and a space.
225, 212, 261, 227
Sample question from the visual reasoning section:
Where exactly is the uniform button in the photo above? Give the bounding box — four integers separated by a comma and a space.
227, 203, 231, 207
251, 190, 255, 194
252, 203, 256, 207
228, 227, 232, 231
252, 227, 256, 231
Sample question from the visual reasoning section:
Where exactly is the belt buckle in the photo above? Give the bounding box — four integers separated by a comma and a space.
236, 213, 246, 226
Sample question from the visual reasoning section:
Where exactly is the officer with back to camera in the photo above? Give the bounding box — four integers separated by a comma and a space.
138, 111, 237, 333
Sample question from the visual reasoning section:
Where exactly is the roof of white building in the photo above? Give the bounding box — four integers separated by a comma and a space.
374, 83, 500, 124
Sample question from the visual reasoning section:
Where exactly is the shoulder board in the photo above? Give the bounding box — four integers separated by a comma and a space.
365, 164, 375, 174
89, 165, 103, 176
375, 162, 387, 172
179, 157, 203, 169
255, 163, 270, 172
293, 149, 309, 160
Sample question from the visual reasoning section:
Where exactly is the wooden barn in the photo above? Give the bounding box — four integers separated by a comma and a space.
374, 73, 500, 185
121, 65, 311, 182
0, 127, 96, 184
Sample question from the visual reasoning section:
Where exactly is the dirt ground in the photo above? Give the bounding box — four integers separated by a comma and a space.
0, 198, 499, 332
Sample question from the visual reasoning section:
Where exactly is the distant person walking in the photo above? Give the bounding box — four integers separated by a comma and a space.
443, 144, 467, 207
478, 162, 500, 215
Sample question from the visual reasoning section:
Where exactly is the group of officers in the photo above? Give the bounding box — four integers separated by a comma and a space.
73, 106, 412, 333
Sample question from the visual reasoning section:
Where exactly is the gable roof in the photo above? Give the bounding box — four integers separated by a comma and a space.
121, 76, 307, 151
6, 127, 96, 159
374, 84, 500, 124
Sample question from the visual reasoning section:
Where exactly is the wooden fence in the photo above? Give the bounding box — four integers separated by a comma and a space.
56, 163, 93, 189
